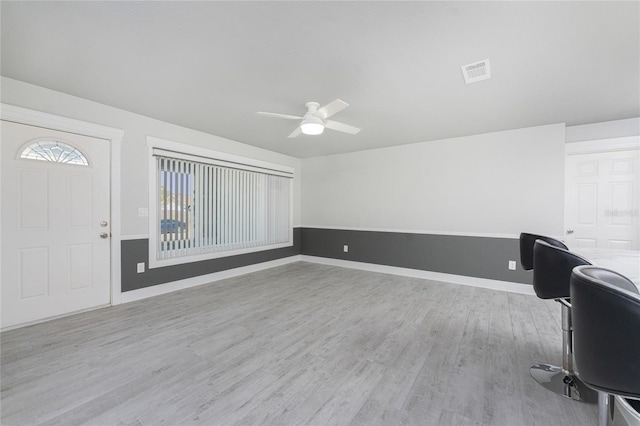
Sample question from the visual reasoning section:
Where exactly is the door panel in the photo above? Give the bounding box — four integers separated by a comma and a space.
1, 120, 111, 329
19, 247, 50, 298
19, 169, 49, 229
577, 183, 597, 225
69, 243, 93, 290
610, 182, 633, 226
69, 174, 93, 227
609, 240, 632, 250
574, 238, 597, 249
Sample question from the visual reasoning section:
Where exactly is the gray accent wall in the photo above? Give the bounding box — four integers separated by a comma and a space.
300, 228, 532, 285
122, 227, 532, 292
121, 228, 301, 292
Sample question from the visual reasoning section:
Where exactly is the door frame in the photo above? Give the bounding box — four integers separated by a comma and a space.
1, 103, 125, 307
565, 135, 640, 156
564, 135, 640, 246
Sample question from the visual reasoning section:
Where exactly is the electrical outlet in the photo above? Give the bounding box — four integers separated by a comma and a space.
508, 260, 516, 271
343, 245, 349, 253
138, 208, 149, 217
137, 262, 145, 273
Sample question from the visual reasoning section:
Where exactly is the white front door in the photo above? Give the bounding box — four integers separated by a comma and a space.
1, 120, 111, 329
565, 148, 639, 250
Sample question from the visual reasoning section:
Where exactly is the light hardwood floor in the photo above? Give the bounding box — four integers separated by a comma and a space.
1, 262, 598, 425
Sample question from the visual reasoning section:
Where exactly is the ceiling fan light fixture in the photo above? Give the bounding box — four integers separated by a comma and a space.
258, 99, 359, 138
300, 117, 325, 135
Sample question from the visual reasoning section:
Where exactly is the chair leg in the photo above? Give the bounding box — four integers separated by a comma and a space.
562, 302, 574, 374
597, 392, 614, 426
529, 302, 598, 403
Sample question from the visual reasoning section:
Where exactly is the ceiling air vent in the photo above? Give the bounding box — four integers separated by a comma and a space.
461, 59, 491, 84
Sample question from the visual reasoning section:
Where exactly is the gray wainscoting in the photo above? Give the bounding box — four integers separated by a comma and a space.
121, 227, 531, 292
300, 228, 532, 285
121, 228, 302, 292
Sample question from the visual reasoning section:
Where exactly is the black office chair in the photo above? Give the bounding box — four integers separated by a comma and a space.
519, 232, 567, 271
570, 266, 640, 426
529, 240, 597, 402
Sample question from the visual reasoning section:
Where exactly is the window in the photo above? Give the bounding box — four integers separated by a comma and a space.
148, 138, 293, 267
20, 140, 89, 165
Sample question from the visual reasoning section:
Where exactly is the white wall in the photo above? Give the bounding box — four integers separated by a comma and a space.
1, 77, 302, 236
1, 77, 568, 239
301, 123, 566, 237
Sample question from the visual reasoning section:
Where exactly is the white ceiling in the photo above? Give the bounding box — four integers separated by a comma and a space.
1, 1, 638, 158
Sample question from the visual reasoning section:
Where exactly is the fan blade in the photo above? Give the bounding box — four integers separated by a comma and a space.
318, 99, 348, 119
325, 120, 361, 135
287, 126, 302, 138
257, 111, 303, 120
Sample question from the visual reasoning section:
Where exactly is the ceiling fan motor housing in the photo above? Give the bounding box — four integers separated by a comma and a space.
305, 101, 320, 113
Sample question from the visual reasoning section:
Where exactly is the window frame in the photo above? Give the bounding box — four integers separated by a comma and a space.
147, 136, 294, 269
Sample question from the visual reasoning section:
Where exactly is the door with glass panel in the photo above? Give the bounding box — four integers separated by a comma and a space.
1, 120, 111, 329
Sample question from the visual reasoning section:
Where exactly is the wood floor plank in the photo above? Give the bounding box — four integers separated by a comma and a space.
1, 262, 600, 425
349, 397, 408, 426
305, 359, 387, 425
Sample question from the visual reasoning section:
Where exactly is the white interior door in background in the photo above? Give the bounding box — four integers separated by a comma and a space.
565, 148, 639, 250
1, 120, 111, 329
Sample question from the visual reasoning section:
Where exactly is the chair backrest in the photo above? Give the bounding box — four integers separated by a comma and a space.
519, 233, 568, 271
532, 240, 590, 299
570, 265, 640, 399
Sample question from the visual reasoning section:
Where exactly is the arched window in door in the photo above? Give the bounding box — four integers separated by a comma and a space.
19, 140, 89, 166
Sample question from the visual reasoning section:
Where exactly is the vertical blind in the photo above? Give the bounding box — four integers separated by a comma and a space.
154, 152, 292, 261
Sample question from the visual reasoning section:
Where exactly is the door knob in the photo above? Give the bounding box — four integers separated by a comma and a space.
566, 229, 574, 235
100, 232, 109, 239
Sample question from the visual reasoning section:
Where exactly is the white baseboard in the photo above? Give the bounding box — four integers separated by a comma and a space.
300, 255, 536, 295
120, 255, 301, 303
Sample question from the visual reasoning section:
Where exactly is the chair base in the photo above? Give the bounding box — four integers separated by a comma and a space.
530, 364, 598, 403
613, 396, 640, 426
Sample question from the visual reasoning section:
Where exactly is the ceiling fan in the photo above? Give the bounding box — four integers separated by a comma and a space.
257, 99, 361, 138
